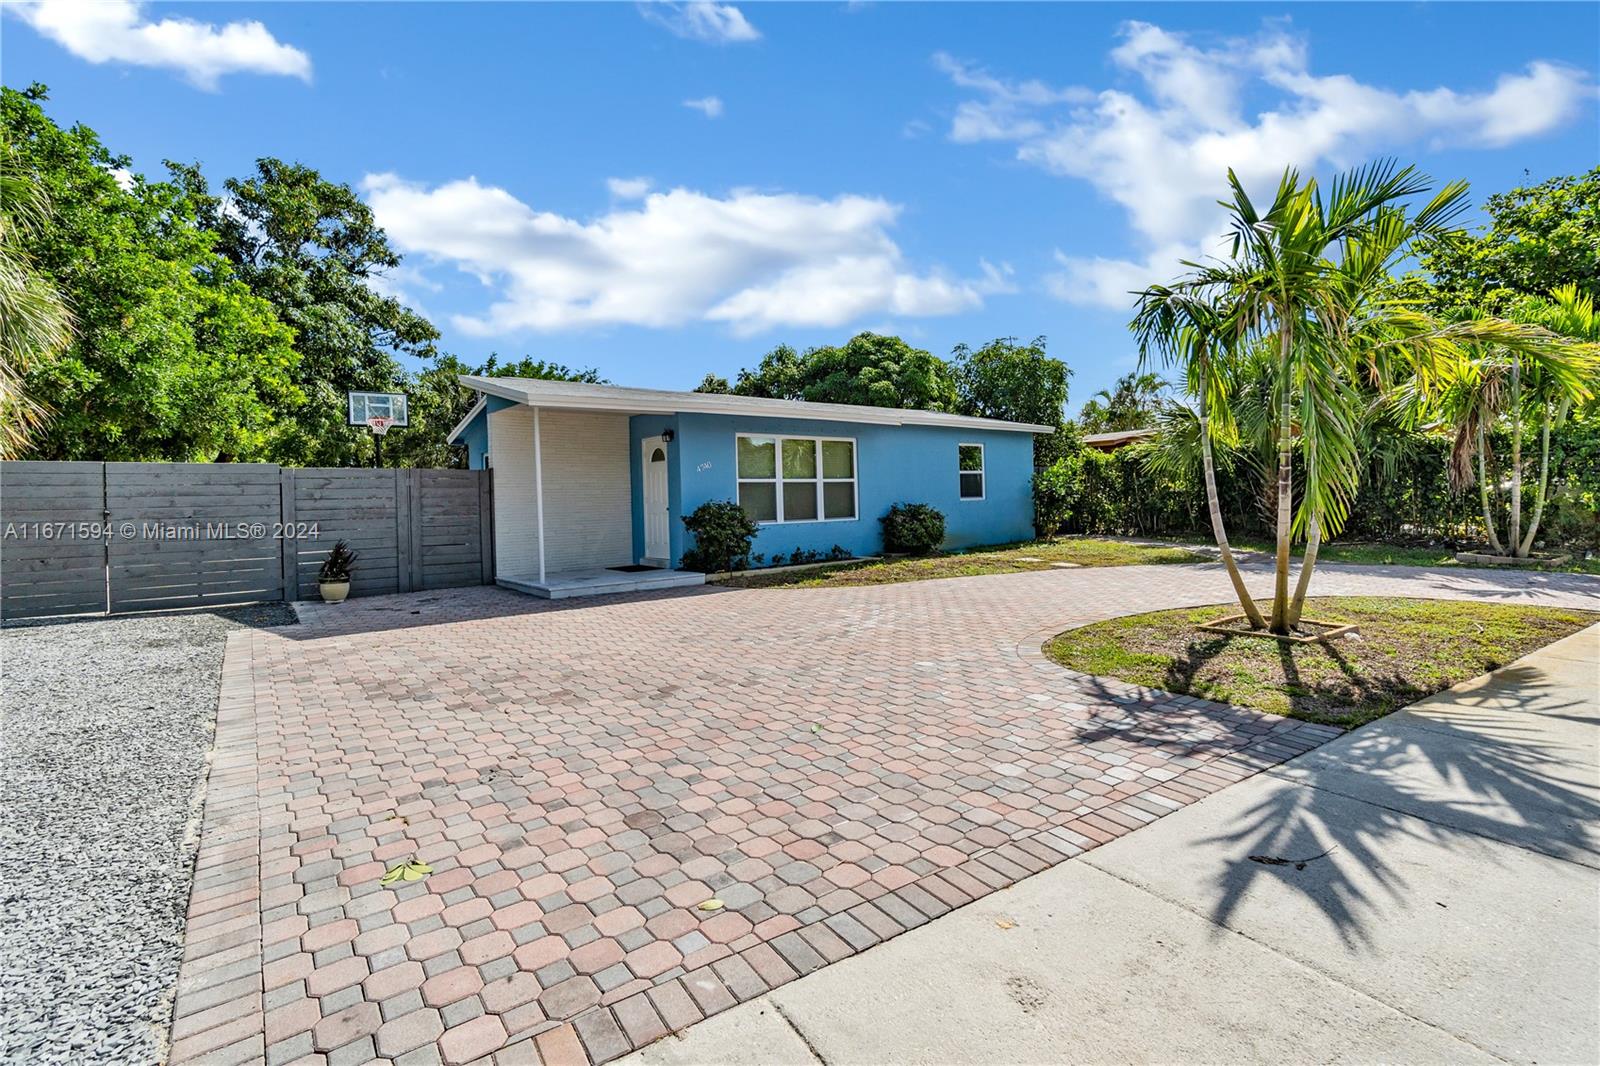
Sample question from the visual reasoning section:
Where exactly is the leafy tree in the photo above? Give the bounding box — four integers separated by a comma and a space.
1422, 168, 1600, 314
3, 85, 298, 461
694, 372, 732, 393
730, 343, 808, 399
476, 354, 604, 383
721, 334, 956, 410
798, 334, 957, 409
0, 137, 73, 458
1077, 372, 1168, 433
189, 157, 439, 466
951, 335, 1071, 462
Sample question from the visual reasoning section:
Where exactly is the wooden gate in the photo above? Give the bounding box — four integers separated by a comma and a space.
0, 462, 494, 619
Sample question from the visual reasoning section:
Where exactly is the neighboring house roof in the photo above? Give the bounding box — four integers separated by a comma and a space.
1082, 428, 1158, 451
448, 375, 1055, 444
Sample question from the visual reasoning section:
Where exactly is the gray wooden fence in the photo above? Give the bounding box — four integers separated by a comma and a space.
0, 462, 494, 619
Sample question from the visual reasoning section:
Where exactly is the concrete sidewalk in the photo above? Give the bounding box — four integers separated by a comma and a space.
622, 624, 1600, 1066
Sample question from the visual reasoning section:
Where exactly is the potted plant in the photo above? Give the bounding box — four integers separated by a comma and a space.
318, 540, 357, 603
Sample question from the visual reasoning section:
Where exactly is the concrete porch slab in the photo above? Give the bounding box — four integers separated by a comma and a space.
497, 566, 706, 599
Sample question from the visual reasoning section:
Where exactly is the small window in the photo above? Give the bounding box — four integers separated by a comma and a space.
959, 443, 984, 500
736, 434, 856, 523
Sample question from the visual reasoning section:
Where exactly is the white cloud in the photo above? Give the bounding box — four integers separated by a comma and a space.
108, 166, 135, 191
683, 95, 725, 118
11, 0, 311, 90
940, 21, 1595, 310
606, 176, 654, 199
361, 174, 1001, 337
640, 2, 760, 44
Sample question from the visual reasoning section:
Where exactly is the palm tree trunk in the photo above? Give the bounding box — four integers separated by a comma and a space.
1517, 399, 1563, 558
1476, 424, 1503, 554
1269, 329, 1294, 634
1287, 514, 1321, 627
1201, 412, 1266, 629
1510, 358, 1526, 557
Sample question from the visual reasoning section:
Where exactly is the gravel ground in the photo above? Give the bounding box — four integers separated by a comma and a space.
1, 604, 296, 1066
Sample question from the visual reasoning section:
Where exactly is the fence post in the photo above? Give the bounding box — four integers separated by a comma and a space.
408, 468, 425, 592
279, 466, 296, 602
478, 469, 495, 584
393, 467, 413, 594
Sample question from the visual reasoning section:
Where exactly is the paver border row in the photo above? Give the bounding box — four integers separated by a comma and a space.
168, 631, 268, 1066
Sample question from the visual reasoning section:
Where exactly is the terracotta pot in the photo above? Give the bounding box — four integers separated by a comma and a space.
319, 580, 351, 603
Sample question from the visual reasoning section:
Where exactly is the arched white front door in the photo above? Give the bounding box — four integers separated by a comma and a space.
642, 437, 670, 563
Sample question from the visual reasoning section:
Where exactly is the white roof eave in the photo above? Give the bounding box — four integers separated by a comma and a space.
457, 375, 1053, 434
444, 395, 488, 446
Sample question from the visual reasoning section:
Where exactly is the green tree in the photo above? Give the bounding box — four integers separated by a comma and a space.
1429, 287, 1599, 558
1077, 372, 1168, 433
191, 157, 439, 466
722, 334, 956, 410
1133, 287, 1266, 628
951, 335, 1072, 463
730, 343, 807, 399
1159, 162, 1545, 634
798, 333, 957, 409
0, 137, 73, 458
693, 372, 732, 394
1422, 168, 1600, 315
475, 354, 604, 383
3, 85, 298, 461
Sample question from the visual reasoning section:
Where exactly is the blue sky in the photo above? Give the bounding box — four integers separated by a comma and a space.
6, 1, 1598, 408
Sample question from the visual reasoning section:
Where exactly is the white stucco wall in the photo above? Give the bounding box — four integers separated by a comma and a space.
488, 406, 632, 576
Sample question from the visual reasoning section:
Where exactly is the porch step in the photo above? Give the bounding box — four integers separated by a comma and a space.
496, 568, 706, 600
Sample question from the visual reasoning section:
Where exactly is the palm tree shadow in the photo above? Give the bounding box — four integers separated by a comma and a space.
1198, 665, 1598, 948
1162, 633, 1235, 699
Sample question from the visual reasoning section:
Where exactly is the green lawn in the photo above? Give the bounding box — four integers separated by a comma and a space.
1044, 596, 1598, 726
719, 537, 1206, 589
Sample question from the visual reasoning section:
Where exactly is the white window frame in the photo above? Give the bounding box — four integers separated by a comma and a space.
958, 442, 986, 501
736, 433, 859, 524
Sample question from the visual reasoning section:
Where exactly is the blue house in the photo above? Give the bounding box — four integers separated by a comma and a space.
447, 377, 1050, 597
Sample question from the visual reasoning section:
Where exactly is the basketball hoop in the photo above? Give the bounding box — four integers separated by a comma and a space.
366, 416, 394, 437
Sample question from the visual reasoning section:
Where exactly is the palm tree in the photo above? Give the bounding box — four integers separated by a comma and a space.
1515, 286, 1599, 555
1433, 287, 1599, 558
1132, 284, 1266, 628
1163, 162, 1472, 633
1078, 372, 1167, 433
0, 152, 72, 458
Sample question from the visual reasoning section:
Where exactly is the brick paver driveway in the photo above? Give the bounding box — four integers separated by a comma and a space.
168, 563, 1598, 1066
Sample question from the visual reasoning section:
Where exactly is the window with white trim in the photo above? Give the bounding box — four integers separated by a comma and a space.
737, 435, 857, 523
959, 443, 985, 500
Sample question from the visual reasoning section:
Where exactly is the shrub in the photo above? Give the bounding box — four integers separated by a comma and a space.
881, 503, 945, 554
1032, 453, 1083, 536
681, 500, 760, 573
318, 540, 357, 583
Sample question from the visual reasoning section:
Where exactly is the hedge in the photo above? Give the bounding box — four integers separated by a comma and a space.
1034, 417, 1600, 551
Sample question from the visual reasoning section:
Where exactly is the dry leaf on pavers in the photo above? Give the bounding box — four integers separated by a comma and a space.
380, 858, 433, 885
696, 899, 725, 911
995, 917, 1017, 930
